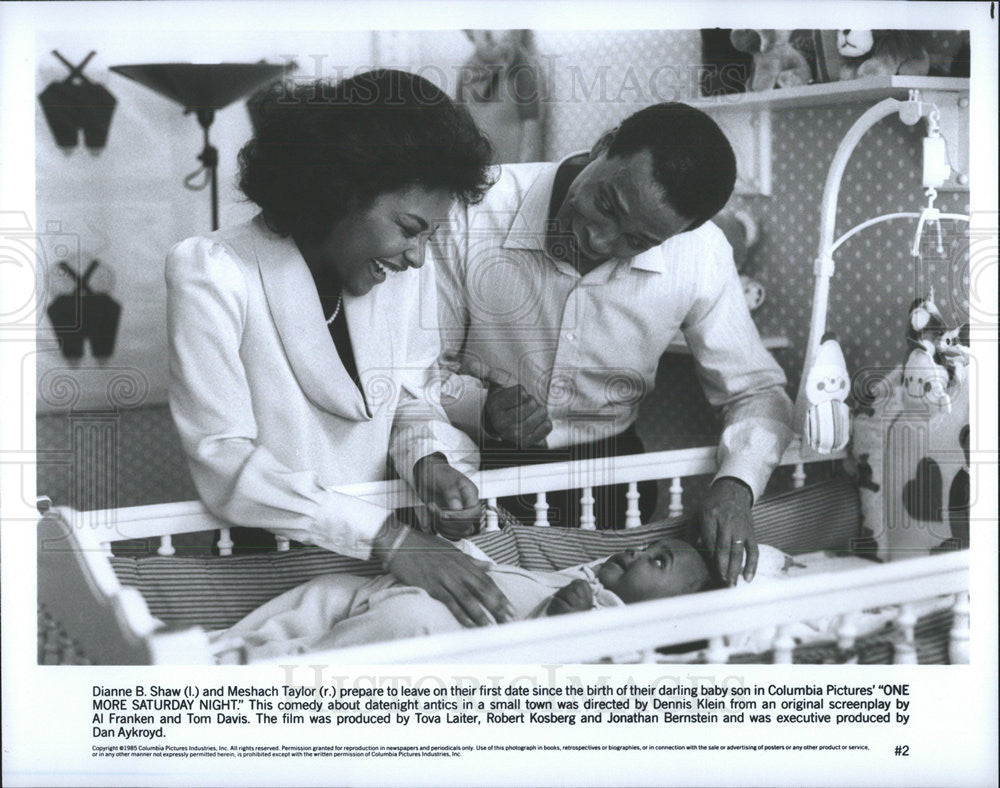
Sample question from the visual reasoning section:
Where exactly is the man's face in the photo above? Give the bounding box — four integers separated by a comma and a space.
597, 538, 710, 603
550, 148, 693, 269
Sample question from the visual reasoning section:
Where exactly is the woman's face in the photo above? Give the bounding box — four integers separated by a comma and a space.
300, 186, 454, 297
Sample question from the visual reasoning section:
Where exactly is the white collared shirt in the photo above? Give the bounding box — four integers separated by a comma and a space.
431, 158, 793, 500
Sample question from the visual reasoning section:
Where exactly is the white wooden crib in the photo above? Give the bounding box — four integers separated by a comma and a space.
37, 440, 970, 666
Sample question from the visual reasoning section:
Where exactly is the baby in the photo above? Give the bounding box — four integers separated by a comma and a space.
548, 537, 715, 614
213, 537, 715, 661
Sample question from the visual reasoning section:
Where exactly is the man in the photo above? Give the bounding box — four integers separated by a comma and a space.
432, 102, 793, 586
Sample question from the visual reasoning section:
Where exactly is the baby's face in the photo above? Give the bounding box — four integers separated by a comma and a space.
597, 538, 710, 603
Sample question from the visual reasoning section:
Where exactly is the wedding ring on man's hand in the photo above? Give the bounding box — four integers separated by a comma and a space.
733, 540, 745, 545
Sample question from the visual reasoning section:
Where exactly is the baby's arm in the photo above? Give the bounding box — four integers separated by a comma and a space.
544, 579, 594, 617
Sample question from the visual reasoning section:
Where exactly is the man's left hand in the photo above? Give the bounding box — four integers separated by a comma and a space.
413, 453, 483, 540
699, 478, 757, 586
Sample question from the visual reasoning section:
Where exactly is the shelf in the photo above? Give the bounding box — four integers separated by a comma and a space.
688, 76, 969, 111
691, 76, 970, 195
665, 335, 790, 356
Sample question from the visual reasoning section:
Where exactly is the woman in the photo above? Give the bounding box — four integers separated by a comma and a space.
166, 70, 512, 627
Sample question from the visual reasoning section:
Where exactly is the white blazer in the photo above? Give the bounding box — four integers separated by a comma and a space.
166, 216, 478, 559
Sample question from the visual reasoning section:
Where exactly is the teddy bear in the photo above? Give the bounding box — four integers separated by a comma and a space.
729, 29, 813, 91
836, 30, 930, 80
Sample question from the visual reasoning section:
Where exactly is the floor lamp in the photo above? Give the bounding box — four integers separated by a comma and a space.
110, 63, 288, 230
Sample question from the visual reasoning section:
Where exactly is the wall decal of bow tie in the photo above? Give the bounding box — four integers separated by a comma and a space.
38, 50, 117, 149
46, 259, 122, 360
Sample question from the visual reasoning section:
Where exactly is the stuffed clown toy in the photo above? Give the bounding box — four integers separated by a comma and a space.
803, 333, 851, 454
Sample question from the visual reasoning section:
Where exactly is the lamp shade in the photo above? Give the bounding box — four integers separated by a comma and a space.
108, 62, 289, 231
109, 63, 287, 111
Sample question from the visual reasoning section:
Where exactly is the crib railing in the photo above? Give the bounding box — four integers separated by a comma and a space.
41, 437, 972, 666
70, 439, 835, 557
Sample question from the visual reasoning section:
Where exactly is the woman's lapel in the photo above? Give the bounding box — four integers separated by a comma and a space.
252, 229, 371, 421
344, 286, 397, 417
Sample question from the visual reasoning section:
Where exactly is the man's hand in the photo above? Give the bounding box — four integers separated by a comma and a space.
545, 578, 594, 616
374, 518, 514, 627
698, 478, 757, 586
412, 453, 483, 540
484, 384, 552, 447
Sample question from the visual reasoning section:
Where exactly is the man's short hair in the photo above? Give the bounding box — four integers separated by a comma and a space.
606, 103, 736, 230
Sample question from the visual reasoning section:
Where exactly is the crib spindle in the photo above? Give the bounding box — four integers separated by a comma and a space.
836, 612, 859, 654
579, 487, 596, 530
624, 482, 641, 528
484, 498, 499, 532
275, 536, 291, 552
893, 603, 918, 664
533, 492, 549, 527
792, 463, 806, 488
157, 534, 176, 557
706, 636, 729, 664
668, 477, 684, 518
215, 528, 233, 557
773, 625, 795, 664
948, 592, 970, 664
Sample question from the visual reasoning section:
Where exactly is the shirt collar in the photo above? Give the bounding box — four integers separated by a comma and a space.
628, 244, 666, 273
501, 158, 565, 252
501, 151, 667, 275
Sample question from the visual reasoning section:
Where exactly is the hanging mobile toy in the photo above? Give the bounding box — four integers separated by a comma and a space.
794, 89, 969, 457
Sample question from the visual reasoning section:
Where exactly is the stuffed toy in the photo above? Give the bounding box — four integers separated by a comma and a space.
803, 333, 851, 454
729, 29, 813, 91
907, 292, 970, 383
713, 208, 766, 312
901, 347, 952, 412
848, 292, 970, 561
836, 30, 930, 80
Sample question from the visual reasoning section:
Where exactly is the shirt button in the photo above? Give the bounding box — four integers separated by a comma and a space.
565, 332, 576, 341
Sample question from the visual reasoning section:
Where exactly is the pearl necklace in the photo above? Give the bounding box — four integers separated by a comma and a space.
325, 292, 343, 325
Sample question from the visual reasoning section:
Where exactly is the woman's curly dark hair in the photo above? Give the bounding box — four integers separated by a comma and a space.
239, 69, 495, 241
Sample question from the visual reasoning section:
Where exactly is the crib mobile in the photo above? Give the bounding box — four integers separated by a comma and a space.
37, 91, 973, 667
794, 90, 970, 456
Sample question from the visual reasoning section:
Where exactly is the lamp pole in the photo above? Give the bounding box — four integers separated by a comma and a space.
193, 108, 219, 231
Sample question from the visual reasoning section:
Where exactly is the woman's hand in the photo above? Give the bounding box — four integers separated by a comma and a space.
374, 517, 514, 627
413, 453, 483, 540
698, 478, 758, 586
545, 579, 594, 616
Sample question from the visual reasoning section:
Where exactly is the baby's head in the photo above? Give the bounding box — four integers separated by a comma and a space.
597, 538, 716, 603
